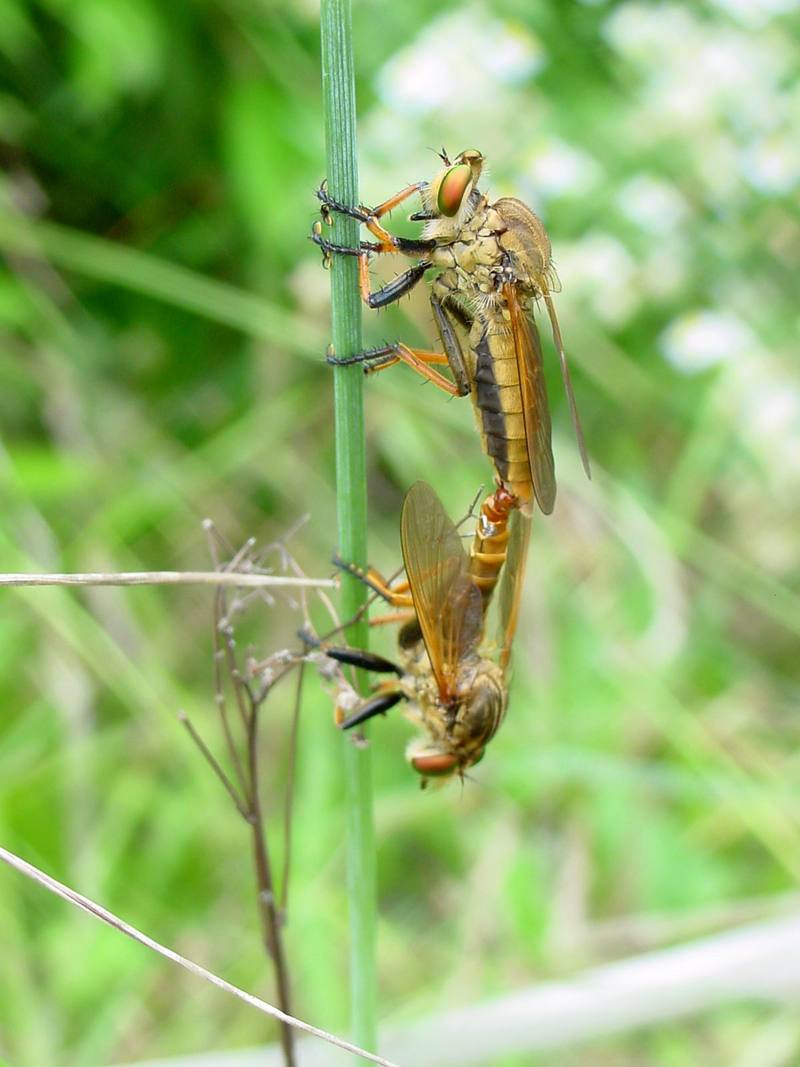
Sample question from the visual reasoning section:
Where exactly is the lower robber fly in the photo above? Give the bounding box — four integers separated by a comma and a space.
312, 148, 590, 516
321, 480, 530, 783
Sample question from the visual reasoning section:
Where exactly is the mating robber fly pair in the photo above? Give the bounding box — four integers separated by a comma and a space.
312, 148, 589, 784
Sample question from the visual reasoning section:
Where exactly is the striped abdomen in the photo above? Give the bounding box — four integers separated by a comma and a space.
470, 316, 533, 508
468, 483, 517, 608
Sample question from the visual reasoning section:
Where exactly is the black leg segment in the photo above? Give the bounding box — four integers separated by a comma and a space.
310, 230, 380, 258
364, 261, 432, 308
326, 344, 397, 369
324, 645, 403, 676
340, 690, 406, 729
393, 236, 437, 255
430, 292, 470, 396
316, 183, 371, 224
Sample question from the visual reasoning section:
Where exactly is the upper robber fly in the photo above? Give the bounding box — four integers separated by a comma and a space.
312, 148, 591, 516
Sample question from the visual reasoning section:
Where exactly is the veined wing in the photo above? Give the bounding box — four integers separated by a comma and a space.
495, 197, 590, 484
497, 506, 532, 672
400, 482, 483, 701
543, 291, 591, 480
504, 282, 556, 515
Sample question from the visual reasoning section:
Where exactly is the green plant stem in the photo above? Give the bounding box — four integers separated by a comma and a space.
320, 0, 377, 1055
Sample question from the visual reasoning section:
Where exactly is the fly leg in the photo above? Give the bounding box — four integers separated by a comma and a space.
318, 554, 417, 730
313, 179, 435, 309
369, 610, 416, 627
340, 685, 406, 730
322, 645, 403, 675
430, 286, 473, 396
316, 180, 433, 254
356, 259, 433, 309
334, 558, 415, 626
326, 280, 474, 396
328, 342, 463, 396
318, 646, 407, 728
312, 224, 433, 308
333, 554, 413, 607
311, 228, 382, 267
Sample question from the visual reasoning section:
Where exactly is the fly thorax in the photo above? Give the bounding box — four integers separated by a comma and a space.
493, 197, 555, 294
429, 245, 458, 271
455, 262, 504, 307
472, 235, 505, 267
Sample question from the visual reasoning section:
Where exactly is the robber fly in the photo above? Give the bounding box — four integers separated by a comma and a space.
322, 480, 530, 783
312, 149, 590, 516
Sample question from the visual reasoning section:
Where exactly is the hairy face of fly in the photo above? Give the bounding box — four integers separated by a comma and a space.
406, 672, 501, 783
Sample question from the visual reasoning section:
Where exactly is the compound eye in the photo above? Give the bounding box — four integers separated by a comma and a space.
436, 163, 472, 217
410, 752, 460, 777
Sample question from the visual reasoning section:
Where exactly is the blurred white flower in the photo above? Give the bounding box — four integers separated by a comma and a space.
617, 174, 688, 234
741, 130, 800, 194
659, 309, 757, 373
699, 36, 763, 91
605, 3, 790, 141
524, 139, 600, 199
604, 3, 699, 63
708, 0, 798, 28
377, 8, 543, 116
556, 232, 639, 326
746, 380, 800, 440
661, 311, 800, 476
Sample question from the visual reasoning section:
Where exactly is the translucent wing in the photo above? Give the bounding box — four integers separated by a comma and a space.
400, 482, 483, 701
504, 283, 556, 516
497, 507, 532, 673
543, 291, 591, 480
494, 197, 590, 484
439, 574, 484, 686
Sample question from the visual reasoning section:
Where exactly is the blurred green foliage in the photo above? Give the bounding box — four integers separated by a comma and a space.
0, 1, 799, 1065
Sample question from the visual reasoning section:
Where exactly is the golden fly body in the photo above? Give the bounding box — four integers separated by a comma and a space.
314, 149, 590, 516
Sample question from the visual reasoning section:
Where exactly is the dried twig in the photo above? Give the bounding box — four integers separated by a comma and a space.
280, 654, 306, 914
183, 522, 328, 1067
0, 845, 400, 1067
0, 571, 336, 589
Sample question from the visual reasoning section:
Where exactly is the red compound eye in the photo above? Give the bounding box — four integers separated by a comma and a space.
410, 752, 460, 777
436, 163, 471, 217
